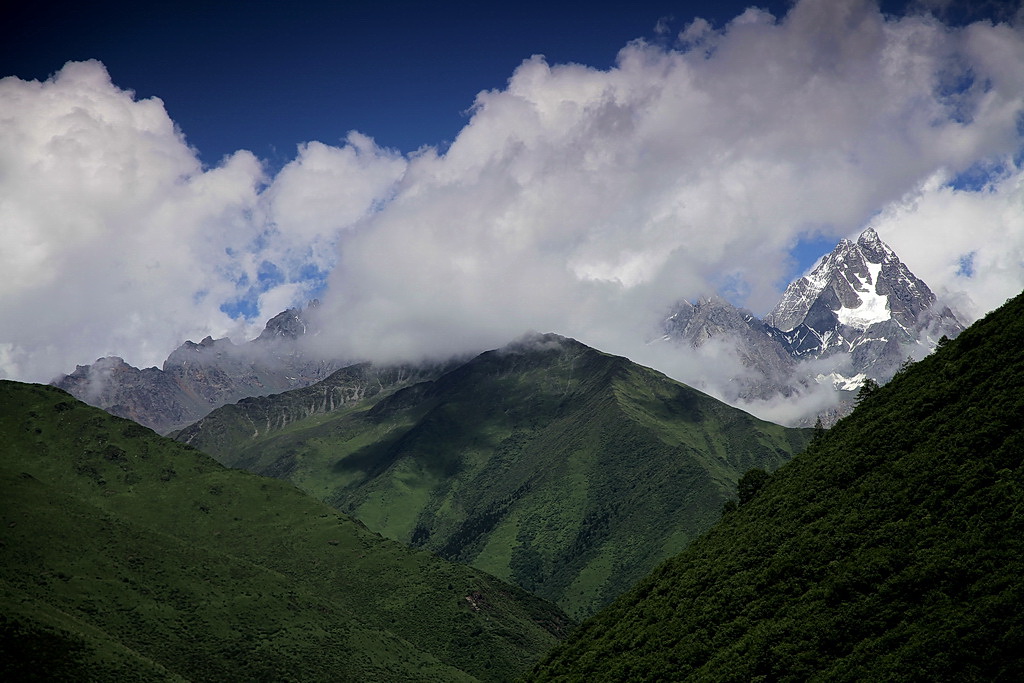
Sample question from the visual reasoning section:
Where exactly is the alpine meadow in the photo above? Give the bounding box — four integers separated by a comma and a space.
174, 334, 812, 619
0, 382, 568, 681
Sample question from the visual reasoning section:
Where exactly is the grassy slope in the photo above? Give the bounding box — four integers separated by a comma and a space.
179, 336, 810, 619
0, 381, 569, 682
529, 291, 1024, 681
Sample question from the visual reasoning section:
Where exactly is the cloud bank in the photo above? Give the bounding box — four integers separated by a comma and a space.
0, 61, 404, 380
2, 0, 1023, 411
314, 0, 1024, 365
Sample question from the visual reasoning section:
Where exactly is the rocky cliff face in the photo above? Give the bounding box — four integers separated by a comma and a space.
766, 227, 963, 376
663, 297, 798, 402
55, 356, 203, 430
56, 230, 961, 433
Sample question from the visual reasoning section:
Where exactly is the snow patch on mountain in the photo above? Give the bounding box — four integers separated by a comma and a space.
816, 372, 867, 392
836, 260, 891, 329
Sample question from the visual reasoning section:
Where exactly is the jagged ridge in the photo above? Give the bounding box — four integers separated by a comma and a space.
53, 304, 345, 434
662, 228, 964, 419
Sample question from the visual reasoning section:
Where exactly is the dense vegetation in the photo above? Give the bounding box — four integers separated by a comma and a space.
0, 382, 569, 681
530, 291, 1024, 681
178, 334, 810, 618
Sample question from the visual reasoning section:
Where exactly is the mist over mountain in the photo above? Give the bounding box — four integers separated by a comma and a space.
662, 297, 800, 402
5, 2, 1024, 679
53, 304, 345, 434
766, 228, 963, 368
175, 333, 811, 619
4, 1, 1023, 390
55, 228, 964, 431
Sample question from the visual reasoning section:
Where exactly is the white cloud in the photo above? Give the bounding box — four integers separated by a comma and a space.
0, 60, 403, 382
314, 0, 1024, 373
2, 0, 1023, 412
873, 166, 1024, 321
261, 134, 407, 277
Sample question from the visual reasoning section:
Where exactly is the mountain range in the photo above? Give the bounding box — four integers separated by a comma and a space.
530, 289, 1024, 681
174, 333, 812, 619
7, 229, 1022, 679
54, 228, 962, 432
662, 227, 964, 421
9, 288, 1019, 680
54, 305, 345, 434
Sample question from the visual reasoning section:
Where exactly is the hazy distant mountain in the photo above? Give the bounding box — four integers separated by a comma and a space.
662, 228, 964, 420
53, 303, 345, 434
530, 289, 1024, 682
56, 229, 959, 433
0, 380, 568, 681
176, 333, 811, 619
663, 297, 799, 402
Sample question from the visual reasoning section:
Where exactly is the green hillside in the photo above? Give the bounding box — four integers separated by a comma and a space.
177, 335, 811, 618
0, 381, 569, 682
530, 291, 1024, 681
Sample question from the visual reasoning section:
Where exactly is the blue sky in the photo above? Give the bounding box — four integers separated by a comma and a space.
7, 1, 809, 165
12, 1, 1012, 167
2, 0, 1023, 387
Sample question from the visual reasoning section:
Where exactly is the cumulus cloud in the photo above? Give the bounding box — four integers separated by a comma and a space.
0, 60, 404, 381
873, 166, 1024, 321
2, 0, 1024, 419
261, 134, 406, 279
313, 0, 1024, 373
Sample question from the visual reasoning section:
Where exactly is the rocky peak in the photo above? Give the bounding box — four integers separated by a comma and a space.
856, 226, 894, 260
257, 307, 309, 342
666, 296, 753, 346
662, 227, 964, 424
164, 336, 237, 371
53, 304, 345, 434
766, 227, 963, 389
766, 227, 943, 335
662, 296, 797, 402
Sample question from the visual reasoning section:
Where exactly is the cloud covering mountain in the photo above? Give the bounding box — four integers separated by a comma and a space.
2, 0, 1023, 396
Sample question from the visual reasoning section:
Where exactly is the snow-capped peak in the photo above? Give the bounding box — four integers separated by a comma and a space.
767, 228, 908, 332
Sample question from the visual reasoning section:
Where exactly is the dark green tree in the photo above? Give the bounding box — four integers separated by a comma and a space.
855, 377, 880, 405
812, 416, 826, 444
737, 468, 771, 505
893, 356, 915, 379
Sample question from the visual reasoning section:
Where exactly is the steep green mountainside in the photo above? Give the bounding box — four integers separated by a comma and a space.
0, 382, 568, 682
171, 360, 450, 449
177, 335, 811, 618
530, 291, 1024, 681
